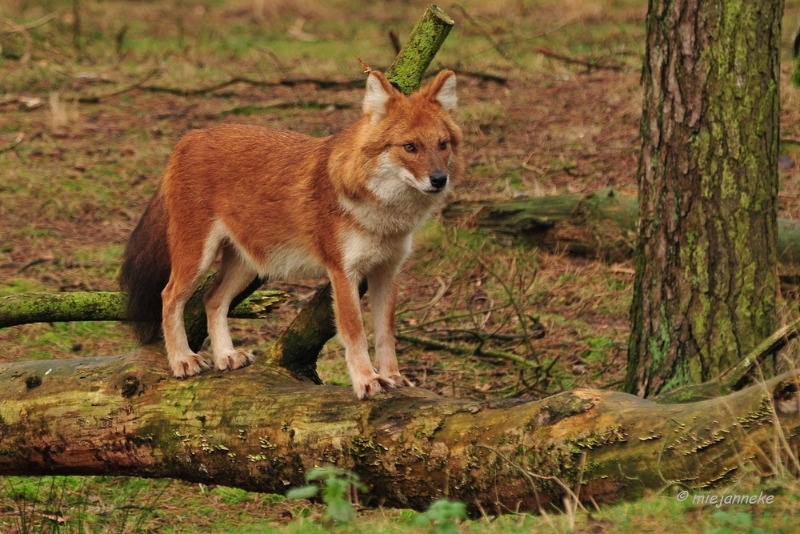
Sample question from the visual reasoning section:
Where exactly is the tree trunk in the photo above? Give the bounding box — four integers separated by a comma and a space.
2, 347, 800, 515
626, 0, 782, 397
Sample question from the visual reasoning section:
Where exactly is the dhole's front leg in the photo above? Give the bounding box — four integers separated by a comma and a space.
368, 263, 412, 387
328, 268, 393, 399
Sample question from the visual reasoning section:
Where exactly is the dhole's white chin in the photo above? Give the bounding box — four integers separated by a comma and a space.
422, 186, 448, 195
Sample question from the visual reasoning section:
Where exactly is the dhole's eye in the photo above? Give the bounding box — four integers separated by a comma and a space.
403, 143, 417, 153
439, 141, 448, 150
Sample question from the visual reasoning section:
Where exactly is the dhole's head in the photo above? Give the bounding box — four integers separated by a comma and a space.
360, 70, 464, 199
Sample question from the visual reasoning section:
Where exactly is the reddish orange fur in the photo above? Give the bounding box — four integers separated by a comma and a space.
120, 70, 463, 399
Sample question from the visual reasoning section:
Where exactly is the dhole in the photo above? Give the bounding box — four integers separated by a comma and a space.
119, 70, 464, 399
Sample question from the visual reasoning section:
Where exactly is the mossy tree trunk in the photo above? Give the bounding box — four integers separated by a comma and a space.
626, 0, 782, 397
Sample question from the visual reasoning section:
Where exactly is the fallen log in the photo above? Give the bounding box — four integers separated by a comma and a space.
0, 347, 798, 514
442, 188, 800, 272
0, 289, 287, 330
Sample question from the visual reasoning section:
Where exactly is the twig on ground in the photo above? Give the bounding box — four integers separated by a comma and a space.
719, 316, 800, 389
140, 76, 367, 97
396, 331, 540, 371
0, 12, 58, 34
217, 99, 352, 116
401, 276, 449, 315
114, 23, 129, 57
532, 46, 624, 72
450, 69, 508, 84
0, 133, 25, 154
454, 243, 538, 361
77, 69, 159, 103
457, 16, 578, 64
397, 304, 514, 331
451, 4, 520, 67
0, 130, 40, 155
432, 328, 528, 342
252, 46, 289, 74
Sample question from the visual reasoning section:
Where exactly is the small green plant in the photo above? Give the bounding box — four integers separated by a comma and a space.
286, 466, 366, 524
708, 510, 766, 534
414, 499, 467, 534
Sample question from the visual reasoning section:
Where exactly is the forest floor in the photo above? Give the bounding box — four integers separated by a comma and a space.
3, 0, 800, 532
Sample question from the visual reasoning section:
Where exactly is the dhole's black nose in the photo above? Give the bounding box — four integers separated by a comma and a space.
430, 171, 448, 190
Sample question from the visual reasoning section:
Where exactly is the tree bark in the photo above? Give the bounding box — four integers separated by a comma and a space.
1, 348, 799, 514
626, 0, 783, 397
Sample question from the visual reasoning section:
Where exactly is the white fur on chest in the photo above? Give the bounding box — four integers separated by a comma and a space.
339, 228, 412, 279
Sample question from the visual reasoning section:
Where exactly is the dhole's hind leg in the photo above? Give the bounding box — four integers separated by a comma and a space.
162, 240, 218, 378
204, 245, 258, 371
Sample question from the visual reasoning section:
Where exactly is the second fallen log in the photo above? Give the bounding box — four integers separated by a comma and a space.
443, 188, 800, 273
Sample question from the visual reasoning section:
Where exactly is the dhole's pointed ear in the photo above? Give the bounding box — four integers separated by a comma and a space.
423, 70, 458, 112
363, 71, 395, 124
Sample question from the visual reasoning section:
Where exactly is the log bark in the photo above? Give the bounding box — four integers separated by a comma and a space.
441, 189, 800, 276
1, 348, 799, 514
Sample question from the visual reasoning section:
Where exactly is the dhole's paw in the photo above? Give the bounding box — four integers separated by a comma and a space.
352, 373, 397, 400
171, 353, 211, 378
215, 349, 255, 372
385, 373, 414, 388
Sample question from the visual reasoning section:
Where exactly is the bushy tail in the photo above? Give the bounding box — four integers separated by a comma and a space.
119, 191, 171, 345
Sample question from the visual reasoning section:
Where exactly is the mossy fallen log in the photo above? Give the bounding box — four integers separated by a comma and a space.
442, 188, 800, 273
0, 347, 799, 514
0, 289, 287, 330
